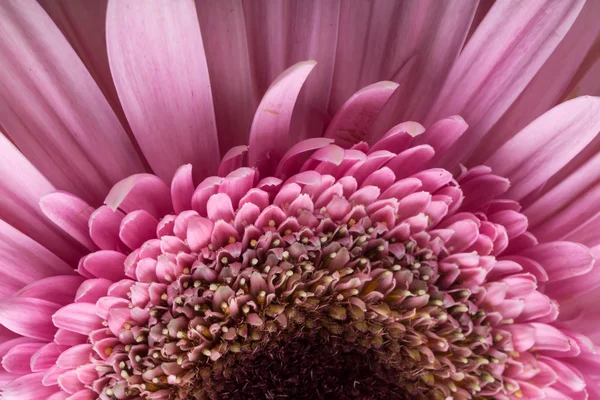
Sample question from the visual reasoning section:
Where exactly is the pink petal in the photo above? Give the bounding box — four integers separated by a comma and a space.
247, 61, 316, 175
545, 245, 600, 301
0, 0, 143, 203
88, 206, 126, 252
171, 164, 195, 214
81, 251, 127, 282
2, 372, 58, 400
324, 81, 399, 148
31, 343, 66, 372
2, 342, 45, 374
414, 116, 468, 167
276, 138, 335, 178
119, 210, 159, 250
520, 242, 594, 282
0, 298, 60, 340
105, 174, 172, 218
187, 217, 214, 253
0, 221, 74, 286
15, 276, 84, 305
0, 136, 85, 264
52, 303, 103, 335
39, 192, 97, 251
244, 0, 339, 144
369, 122, 424, 154
330, 0, 477, 121
470, 0, 600, 165
218, 146, 249, 177
197, 1, 257, 153
218, 168, 257, 209
57, 368, 84, 394
74, 278, 112, 304
385, 145, 435, 180
487, 96, 600, 200
39, 0, 129, 131
426, 0, 585, 167
56, 344, 92, 369
107, 0, 219, 182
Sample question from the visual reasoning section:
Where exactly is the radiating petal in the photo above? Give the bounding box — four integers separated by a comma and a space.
486, 97, 600, 201
470, 0, 600, 165
0, 0, 144, 203
196, 0, 257, 153
2, 372, 57, 400
247, 61, 316, 175
107, 0, 219, 182
0, 298, 60, 340
40, 192, 97, 251
0, 136, 85, 264
427, 0, 585, 167
324, 81, 399, 147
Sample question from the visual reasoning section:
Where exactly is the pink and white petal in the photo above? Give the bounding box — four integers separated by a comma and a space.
197, 0, 257, 152
105, 174, 172, 218
2, 372, 58, 400
426, 0, 585, 168
470, 0, 600, 165
40, 192, 97, 251
0, 136, 85, 264
486, 96, 600, 201
0, 298, 61, 340
247, 61, 316, 175
0, 0, 144, 204
107, 0, 220, 182
324, 81, 399, 148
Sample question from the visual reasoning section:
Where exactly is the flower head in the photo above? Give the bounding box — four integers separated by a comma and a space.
0, 1, 599, 400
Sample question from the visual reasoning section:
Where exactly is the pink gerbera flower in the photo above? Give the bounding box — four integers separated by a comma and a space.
0, 0, 599, 399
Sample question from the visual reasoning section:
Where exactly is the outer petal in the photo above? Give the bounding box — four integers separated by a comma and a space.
470, 0, 600, 164
0, 298, 61, 340
426, 0, 585, 167
40, 192, 97, 251
107, 0, 219, 182
0, 136, 84, 264
197, 0, 257, 152
324, 81, 399, 148
243, 0, 339, 147
0, 0, 144, 203
247, 61, 316, 175
2, 372, 57, 400
486, 97, 600, 201
330, 0, 477, 119
0, 220, 74, 289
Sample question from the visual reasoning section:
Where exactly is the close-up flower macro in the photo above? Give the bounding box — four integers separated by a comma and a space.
1, 0, 600, 399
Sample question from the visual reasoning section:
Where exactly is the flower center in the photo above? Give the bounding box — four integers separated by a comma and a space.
94, 195, 511, 400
